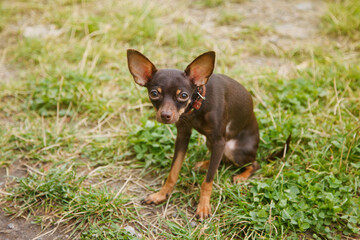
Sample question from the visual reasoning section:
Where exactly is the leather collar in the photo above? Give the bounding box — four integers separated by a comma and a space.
184, 85, 206, 115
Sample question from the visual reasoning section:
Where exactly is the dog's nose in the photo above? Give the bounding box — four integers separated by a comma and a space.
161, 111, 172, 122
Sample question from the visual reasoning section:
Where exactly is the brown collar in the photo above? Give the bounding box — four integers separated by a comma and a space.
184, 85, 206, 115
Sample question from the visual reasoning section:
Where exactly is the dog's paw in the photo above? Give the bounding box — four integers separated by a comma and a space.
232, 174, 248, 184
195, 202, 212, 220
141, 192, 168, 205
192, 160, 210, 171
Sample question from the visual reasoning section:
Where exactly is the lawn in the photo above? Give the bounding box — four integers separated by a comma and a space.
0, 0, 359, 239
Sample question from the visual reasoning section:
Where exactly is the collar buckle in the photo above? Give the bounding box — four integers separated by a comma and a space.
197, 91, 206, 100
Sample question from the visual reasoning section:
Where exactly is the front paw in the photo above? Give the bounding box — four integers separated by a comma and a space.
141, 192, 169, 205
195, 202, 212, 220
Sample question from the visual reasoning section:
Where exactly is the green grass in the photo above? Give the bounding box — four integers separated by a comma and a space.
216, 10, 244, 26
5, 166, 134, 238
0, 0, 359, 239
322, 0, 360, 41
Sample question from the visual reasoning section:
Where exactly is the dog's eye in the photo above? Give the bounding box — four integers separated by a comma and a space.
181, 93, 188, 99
178, 92, 189, 101
149, 90, 159, 99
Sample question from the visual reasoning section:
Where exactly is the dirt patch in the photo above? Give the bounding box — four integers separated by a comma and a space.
216, 0, 324, 43
0, 160, 28, 186
0, 64, 15, 84
239, 55, 296, 73
0, 162, 67, 240
183, 0, 326, 73
0, 210, 67, 240
238, 0, 325, 35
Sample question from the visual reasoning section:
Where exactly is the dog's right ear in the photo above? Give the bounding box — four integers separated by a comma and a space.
185, 51, 215, 86
127, 49, 157, 86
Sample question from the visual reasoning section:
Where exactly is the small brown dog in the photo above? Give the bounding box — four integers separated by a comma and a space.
127, 50, 260, 220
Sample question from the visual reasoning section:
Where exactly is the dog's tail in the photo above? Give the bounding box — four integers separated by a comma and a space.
266, 134, 292, 161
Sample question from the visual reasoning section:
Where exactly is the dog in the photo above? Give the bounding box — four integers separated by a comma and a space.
127, 49, 262, 220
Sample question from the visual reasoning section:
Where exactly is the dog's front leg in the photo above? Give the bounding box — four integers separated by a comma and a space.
196, 137, 225, 220
142, 124, 191, 205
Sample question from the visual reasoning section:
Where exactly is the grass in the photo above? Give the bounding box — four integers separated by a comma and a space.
216, 10, 244, 26
322, 0, 360, 41
5, 166, 134, 238
0, 0, 359, 239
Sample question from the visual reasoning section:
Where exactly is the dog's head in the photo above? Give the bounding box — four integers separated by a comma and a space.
127, 49, 215, 124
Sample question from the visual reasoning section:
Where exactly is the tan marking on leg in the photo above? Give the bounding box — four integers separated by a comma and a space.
233, 165, 254, 184
192, 160, 210, 171
195, 180, 213, 220
143, 151, 185, 204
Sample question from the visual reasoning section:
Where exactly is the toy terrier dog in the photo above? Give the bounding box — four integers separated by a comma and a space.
127, 49, 261, 220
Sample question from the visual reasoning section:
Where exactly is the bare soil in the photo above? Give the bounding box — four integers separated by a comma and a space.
0, 162, 67, 240
0, 210, 67, 240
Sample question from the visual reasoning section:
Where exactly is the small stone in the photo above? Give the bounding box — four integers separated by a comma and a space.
7, 223, 15, 229
190, 221, 197, 228
251, 9, 259, 15
281, 16, 291, 22
23, 24, 63, 38
124, 225, 136, 236
268, 36, 279, 44
172, 212, 177, 217
295, 2, 312, 11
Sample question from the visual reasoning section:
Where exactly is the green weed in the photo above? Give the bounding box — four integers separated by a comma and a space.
81, 224, 138, 239
29, 71, 110, 116
128, 120, 208, 172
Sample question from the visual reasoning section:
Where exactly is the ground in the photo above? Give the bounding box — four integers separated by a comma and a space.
0, 0, 359, 239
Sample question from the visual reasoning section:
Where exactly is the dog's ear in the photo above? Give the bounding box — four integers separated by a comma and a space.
127, 49, 157, 86
185, 51, 215, 86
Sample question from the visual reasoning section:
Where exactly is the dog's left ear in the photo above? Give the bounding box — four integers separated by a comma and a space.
185, 51, 215, 86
